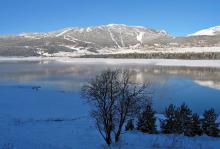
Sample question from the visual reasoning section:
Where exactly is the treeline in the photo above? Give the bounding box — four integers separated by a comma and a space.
80, 52, 220, 59
126, 103, 220, 137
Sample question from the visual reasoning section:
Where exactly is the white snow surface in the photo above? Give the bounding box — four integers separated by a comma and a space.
55, 28, 73, 37
33, 46, 220, 57
54, 59, 220, 68
0, 85, 220, 149
19, 33, 49, 39
108, 28, 121, 48
189, 26, 220, 36
136, 32, 145, 43
0, 57, 220, 68
194, 80, 220, 90
64, 35, 95, 44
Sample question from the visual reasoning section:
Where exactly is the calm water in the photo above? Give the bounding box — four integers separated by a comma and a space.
0, 60, 220, 114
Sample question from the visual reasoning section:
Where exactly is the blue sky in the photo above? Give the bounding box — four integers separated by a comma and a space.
0, 0, 219, 36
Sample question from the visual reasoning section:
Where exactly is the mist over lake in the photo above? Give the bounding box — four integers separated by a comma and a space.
1, 59, 220, 114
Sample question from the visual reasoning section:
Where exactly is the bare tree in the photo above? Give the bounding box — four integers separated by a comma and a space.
81, 69, 151, 145
113, 70, 151, 142
81, 70, 120, 145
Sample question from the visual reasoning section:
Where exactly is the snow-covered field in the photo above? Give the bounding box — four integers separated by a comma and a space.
54, 58, 220, 68
37, 47, 220, 57
1, 57, 220, 68
0, 84, 220, 149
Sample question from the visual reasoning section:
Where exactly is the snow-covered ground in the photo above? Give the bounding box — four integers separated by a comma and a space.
0, 85, 220, 149
54, 58, 220, 68
1, 57, 220, 68
37, 47, 220, 57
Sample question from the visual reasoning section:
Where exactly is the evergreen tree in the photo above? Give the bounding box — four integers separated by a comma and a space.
189, 113, 203, 136
125, 119, 134, 131
175, 103, 192, 135
202, 108, 220, 137
160, 104, 176, 134
137, 104, 157, 134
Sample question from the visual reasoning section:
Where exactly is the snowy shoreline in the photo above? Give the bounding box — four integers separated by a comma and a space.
0, 57, 220, 68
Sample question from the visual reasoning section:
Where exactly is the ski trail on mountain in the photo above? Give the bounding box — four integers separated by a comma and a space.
108, 28, 121, 48
136, 31, 145, 44
119, 27, 125, 47
56, 29, 72, 37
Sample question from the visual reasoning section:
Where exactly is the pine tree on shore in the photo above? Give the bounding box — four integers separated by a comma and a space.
175, 103, 192, 135
137, 104, 157, 134
189, 113, 203, 136
160, 104, 176, 134
202, 108, 220, 137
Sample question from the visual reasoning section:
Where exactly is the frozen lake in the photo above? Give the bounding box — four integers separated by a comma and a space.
0, 58, 220, 114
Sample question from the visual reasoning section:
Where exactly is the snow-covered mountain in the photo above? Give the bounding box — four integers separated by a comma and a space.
0, 24, 171, 56
189, 26, 220, 36
0, 24, 220, 58
18, 24, 169, 48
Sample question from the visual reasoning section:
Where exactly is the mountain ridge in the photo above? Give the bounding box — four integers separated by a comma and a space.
189, 26, 220, 36
0, 24, 220, 58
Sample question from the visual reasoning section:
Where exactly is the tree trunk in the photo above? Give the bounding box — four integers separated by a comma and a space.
115, 115, 126, 143
115, 127, 122, 143
105, 137, 111, 145
105, 130, 112, 145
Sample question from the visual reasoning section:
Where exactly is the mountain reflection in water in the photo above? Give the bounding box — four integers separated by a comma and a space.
0, 60, 220, 114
